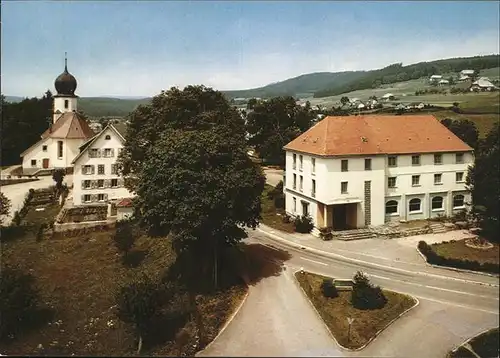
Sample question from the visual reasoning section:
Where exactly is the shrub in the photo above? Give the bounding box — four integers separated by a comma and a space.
114, 220, 136, 255
282, 214, 291, 224
351, 271, 387, 310
36, 223, 47, 242
319, 227, 333, 241
321, 278, 338, 298
116, 274, 167, 353
0, 267, 42, 340
294, 215, 314, 233
12, 211, 22, 226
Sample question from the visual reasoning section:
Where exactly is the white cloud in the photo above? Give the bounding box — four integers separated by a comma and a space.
3, 30, 499, 97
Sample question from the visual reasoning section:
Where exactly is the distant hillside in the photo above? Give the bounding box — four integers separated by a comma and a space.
222, 54, 499, 100
222, 71, 367, 99
78, 97, 151, 117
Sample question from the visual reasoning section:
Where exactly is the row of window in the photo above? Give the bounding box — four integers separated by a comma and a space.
89, 148, 119, 158
385, 194, 465, 215
81, 164, 118, 175
292, 154, 316, 173
388, 172, 465, 188
81, 178, 122, 189
81, 193, 108, 203
292, 174, 316, 196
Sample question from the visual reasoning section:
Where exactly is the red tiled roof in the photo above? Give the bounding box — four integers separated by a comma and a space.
116, 198, 133, 208
42, 112, 95, 139
283, 115, 473, 156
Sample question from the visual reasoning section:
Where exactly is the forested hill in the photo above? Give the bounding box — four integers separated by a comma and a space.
221, 71, 367, 99
313, 54, 500, 98
222, 54, 499, 99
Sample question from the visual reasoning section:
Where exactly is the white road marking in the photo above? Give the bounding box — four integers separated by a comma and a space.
416, 296, 500, 315
300, 257, 328, 266
262, 244, 282, 252
256, 228, 500, 287
368, 273, 499, 301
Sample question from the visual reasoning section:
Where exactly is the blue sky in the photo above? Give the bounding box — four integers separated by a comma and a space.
2, 1, 499, 97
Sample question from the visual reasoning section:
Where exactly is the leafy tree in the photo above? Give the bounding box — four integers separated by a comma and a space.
340, 96, 350, 107
321, 278, 338, 298
116, 275, 166, 354
1, 91, 53, 166
351, 271, 387, 310
448, 76, 455, 85
245, 96, 315, 165
120, 85, 265, 290
440, 118, 479, 149
98, 117, 110, 129
0, 192, 11, 225
294, 215, 314, 233
467, 123, 499, 242
52, 169, 65, 190
247, 98, 258, 110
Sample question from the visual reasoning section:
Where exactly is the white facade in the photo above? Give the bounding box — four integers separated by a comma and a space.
72, 126, 133, 206
53, 96, 78, 123
22, 137, 83, 171
284, 151, 473, 231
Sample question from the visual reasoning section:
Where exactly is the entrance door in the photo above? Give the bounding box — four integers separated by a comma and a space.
333, 204, 347, 231
42, 158, 49, 168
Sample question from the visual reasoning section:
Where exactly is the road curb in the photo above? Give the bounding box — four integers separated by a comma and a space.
292, 268, 420, 352
256, 226, 499, 288
448, 326, 498, 356
415, 247, 500, 278
195, 286, 250, 355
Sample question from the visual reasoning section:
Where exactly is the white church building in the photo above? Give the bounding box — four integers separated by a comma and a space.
20, 57, 95, 175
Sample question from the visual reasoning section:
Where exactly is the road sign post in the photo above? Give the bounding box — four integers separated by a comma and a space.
347, 317, 354, 343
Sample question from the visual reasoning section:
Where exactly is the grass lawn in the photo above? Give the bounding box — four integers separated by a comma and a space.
295, 271, 417, 350
433, 110, 499, 137
448, 327, 499, 358
432, 239, 499, 265
0, 204, 247, 356
260, 184, 295, 233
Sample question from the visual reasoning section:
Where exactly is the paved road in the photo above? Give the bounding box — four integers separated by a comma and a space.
263, 167, 284, 187
198, 228, 499, 357
1, 175, 73, 224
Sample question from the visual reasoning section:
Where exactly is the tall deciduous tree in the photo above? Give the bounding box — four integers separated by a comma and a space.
245, 96, 315, 166
467, 122, 499, 242
119, 85, 265, 290
1, 91, 53, 166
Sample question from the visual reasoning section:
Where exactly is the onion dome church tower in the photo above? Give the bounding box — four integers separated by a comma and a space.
53, 52, 78, 123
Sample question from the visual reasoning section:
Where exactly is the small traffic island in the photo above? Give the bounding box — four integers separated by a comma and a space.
295, 270, 417, 350
448, 327, 499, 358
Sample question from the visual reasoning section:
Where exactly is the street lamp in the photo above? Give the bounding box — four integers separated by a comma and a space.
347, 317, 354, 343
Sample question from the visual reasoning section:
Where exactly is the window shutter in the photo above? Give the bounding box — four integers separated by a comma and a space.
81, 181, 85, 190
118, 178, 124, 187
104, 179, 110, 188
81, 195, 86, 203
91, 165, 95, 174
91, 180, 97, 189
97, 149, 102, 158
104, 194, 108, 201
111, 149, 115, 157
88, 151, 92, 158
81, 165, 85, 174
91, 194, 97, 202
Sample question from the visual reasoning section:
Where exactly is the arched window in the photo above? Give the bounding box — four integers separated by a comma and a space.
431, 196, 443, 210
385, 200, 398, 214
453, 194, 465, 208
105, 135, 111, 140
409, 198, 421, 212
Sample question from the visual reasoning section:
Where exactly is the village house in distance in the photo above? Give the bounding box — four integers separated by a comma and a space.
283, 115, 473, 236
20, 57, 95, 175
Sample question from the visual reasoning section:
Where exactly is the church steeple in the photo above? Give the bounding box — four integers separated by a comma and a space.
54, 52, 77, 96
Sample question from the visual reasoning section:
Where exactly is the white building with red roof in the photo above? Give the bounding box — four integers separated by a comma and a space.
20, 56, 95, 175
283, 115, 474, 234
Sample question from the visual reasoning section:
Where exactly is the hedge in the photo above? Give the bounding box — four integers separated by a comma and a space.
418, 241, 499, 274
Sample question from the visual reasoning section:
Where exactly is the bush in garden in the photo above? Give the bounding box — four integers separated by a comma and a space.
294, 215, 314, 233
321, 278, 338, 298
351, 271, 387, 310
